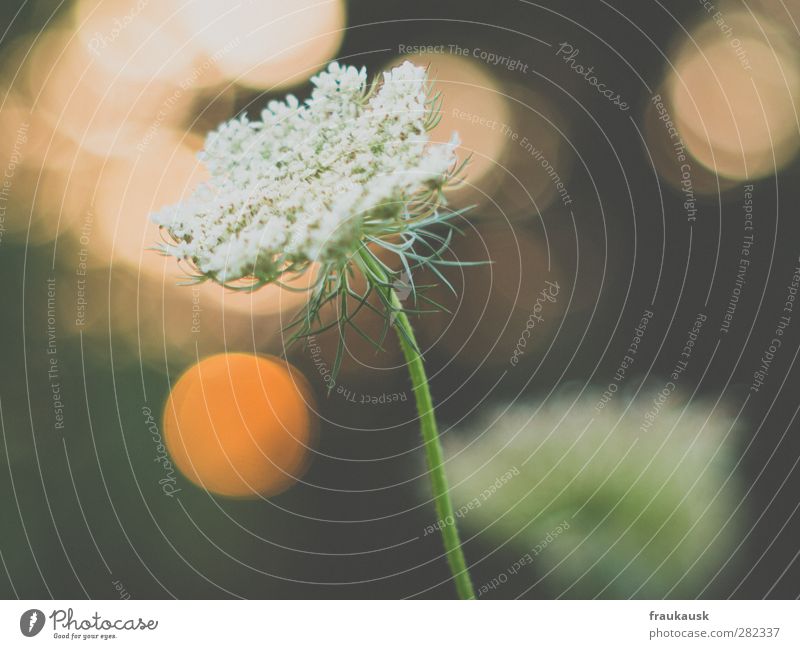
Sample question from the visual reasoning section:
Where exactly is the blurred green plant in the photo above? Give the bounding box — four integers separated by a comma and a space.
445, 386, 743, 598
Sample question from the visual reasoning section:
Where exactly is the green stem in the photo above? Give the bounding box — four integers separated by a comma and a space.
359, 249, 475, 600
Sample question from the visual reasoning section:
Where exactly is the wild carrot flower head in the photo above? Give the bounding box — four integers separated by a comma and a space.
152, 60, 471, 376
152, 61, 463, 286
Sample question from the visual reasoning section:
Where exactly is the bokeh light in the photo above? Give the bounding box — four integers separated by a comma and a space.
487, 83, 572, 217
73, 0, 205, 85
0, 6, 323, 357
642, 84, 738, 196
667, 14, 800, 180
178, 0, 345, 89
419, 220, 566, 370
164, 353, 317, 498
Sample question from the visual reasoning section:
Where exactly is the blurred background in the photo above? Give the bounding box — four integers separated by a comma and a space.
1, 0, 800, 599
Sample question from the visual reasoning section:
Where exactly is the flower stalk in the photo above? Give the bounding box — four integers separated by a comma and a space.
358, 247, 475, 600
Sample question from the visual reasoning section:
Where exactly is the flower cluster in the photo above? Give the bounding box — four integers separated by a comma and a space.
152, 61, 460, 285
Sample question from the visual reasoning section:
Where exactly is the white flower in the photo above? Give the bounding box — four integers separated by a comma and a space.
152, 61, 459, 284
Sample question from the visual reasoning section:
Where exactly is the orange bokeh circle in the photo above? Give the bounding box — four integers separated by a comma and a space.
163, 353, 317, 498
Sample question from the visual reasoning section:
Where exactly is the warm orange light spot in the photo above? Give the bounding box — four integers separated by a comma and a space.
163, 353, 317, 497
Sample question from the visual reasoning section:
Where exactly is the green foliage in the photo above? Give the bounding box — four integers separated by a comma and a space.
445, 388, 744, 597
